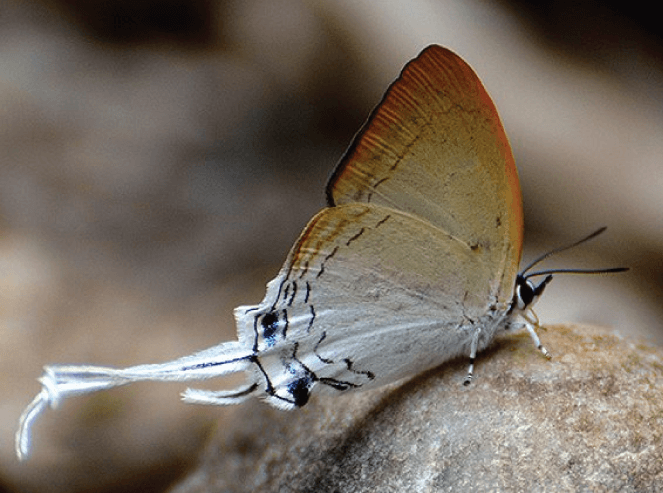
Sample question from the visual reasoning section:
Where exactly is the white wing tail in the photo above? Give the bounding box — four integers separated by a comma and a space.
16, 341, 254, 460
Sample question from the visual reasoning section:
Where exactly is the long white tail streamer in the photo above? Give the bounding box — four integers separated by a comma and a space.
15, 342, 254, 460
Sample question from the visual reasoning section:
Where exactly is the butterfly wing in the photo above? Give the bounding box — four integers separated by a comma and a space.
327, 45, 523, 302
234, 203, 508, 405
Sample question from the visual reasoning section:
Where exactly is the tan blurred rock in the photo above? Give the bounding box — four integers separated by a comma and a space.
171, 324, 663, 492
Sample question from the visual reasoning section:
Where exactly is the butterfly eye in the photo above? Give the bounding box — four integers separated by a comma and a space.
515, 276, 536, 310
515, 274, 554, 311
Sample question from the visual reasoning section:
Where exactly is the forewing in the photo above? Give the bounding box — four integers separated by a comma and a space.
326, 45, 523, 301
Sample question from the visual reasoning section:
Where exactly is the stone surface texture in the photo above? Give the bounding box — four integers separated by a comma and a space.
170, 324, 663, 493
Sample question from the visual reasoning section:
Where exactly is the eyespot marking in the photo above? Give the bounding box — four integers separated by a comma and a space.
258, 310, 288, 347
287, 377, 313, 407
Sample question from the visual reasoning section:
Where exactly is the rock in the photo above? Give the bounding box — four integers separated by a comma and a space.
170, 324, 663, 492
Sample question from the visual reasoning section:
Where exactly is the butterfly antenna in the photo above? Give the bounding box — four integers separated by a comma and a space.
520, 227, 614, 276
520, 227, 628, 279
523, 266, 628, 279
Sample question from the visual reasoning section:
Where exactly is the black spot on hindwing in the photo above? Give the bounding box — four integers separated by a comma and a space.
288, 377, 313, 407
258, 310, 288, 347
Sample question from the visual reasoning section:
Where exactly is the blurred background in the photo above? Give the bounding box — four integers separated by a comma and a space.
1, 0, 661, 491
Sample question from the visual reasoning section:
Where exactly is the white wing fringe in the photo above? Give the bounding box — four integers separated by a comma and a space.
16, 341, 255, 461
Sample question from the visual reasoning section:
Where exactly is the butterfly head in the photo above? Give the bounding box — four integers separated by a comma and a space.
513, 273, 553, 313
511, 227, 628, 317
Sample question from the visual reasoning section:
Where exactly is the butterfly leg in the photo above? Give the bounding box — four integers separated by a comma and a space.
463, 327, 482, 386
521, 309, 551, 359
524, 322, 551, 359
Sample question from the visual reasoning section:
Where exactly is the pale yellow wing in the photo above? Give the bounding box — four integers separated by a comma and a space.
326, 45, 523, 301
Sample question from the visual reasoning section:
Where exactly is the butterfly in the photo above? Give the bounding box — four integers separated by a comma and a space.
16, 45, 626, 460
